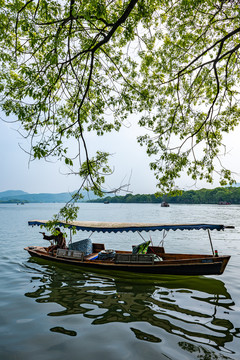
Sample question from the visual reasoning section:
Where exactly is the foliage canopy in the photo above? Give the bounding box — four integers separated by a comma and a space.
1, 0, 240, 209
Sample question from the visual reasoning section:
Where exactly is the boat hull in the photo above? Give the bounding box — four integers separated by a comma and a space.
24, 247, 230, 276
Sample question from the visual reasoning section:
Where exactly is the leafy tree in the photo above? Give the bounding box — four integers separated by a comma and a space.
1, 0, 240, 223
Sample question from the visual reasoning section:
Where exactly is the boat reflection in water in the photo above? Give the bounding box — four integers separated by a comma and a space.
24, 257, 238, 359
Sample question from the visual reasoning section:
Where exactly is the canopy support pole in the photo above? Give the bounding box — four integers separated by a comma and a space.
158, 229, 168, 247
207, 229, 214, 255
137, 231, 147, 242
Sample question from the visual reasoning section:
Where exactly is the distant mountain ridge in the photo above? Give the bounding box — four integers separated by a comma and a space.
0, 190, 28, 198
0, 190, 98, 203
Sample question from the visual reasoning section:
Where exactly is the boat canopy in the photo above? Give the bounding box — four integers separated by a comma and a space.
28, 220, 230, 233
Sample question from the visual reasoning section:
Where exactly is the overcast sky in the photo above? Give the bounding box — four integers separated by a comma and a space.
1, 115, 240, 195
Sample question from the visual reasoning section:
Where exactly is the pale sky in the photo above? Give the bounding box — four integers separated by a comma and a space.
0, 116, 157, 194
1, 115, 240, 195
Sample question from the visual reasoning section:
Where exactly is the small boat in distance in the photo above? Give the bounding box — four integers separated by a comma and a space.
25, 221, 234, 276
161, 202, 169, 207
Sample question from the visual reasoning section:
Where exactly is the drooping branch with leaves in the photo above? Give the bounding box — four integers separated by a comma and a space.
137, 0, 240, 192
0, 0, 240, 218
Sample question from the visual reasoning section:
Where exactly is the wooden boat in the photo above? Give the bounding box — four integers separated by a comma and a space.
25, 221, 233, 276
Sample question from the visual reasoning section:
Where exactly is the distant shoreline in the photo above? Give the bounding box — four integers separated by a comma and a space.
1, 186, 240, 205
87, 187, 240, 205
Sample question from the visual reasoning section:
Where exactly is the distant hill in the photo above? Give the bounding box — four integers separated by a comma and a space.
0, 190, 28, 198
0, 190, 98, 203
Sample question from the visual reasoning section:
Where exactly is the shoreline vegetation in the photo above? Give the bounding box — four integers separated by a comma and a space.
88, 187, 240, 205
1, 187, 240, 205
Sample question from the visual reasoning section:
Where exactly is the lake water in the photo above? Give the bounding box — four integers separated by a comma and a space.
0, 203, 240, 360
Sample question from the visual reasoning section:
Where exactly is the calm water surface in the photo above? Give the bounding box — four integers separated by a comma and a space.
0, 203, 240, 360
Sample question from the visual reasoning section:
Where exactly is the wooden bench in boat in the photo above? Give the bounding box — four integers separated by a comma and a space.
115, 253, 154, 264
147, 246, 165, 254
56, 248, 84, 261
92, 243, 105, 252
